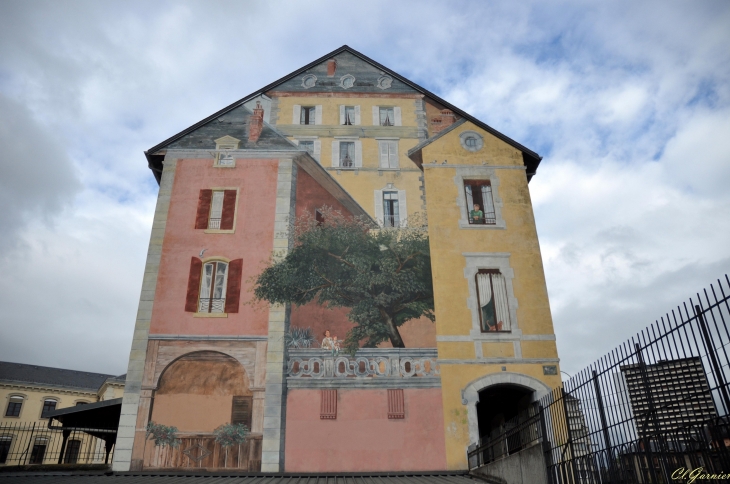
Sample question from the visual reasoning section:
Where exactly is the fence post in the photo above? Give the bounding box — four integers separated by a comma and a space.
695, 304, 730, 414
539, 403, 555, 484
592, 370, 615, 481
57, 429, 70, 464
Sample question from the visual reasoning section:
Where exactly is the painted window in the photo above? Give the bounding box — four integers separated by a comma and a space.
5, 396, 23, 417
464, 180, 496, 225
315, 209, 325, 226
216, 152, 235, 167
378, 140, 399, 169
231, 396, 253, 428
387, 389, 405, 419
0, 436, 11, 464
299, 140, 314, 154
40, 399, 57, 418
339, 141, 355, 168
300, 106, 316, 125
379, 107, 395, 126
320, 389, 337, 419
476, 269, 511, 332
460, 130, 484, 152
199, 261, 228, 314
383, 191, 400, 227
195, 189, 237, 231
343, 106, 355, 125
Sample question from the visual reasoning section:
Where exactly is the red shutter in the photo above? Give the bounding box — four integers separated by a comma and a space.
320, 389, 337, 419
220, 190, 237, 230
185, 257, 203, 312
195, 189, 213, 229
225, 259, 243, 313
387, 389, 405, 419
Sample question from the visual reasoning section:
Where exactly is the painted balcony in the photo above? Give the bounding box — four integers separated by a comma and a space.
286, 348, 440, 389
144, 433, 262, 471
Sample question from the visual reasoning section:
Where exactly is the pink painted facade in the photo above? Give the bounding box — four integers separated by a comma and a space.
285, 388, 447, 472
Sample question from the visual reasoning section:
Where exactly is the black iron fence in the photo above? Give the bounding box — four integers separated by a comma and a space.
0, 420, 114, 467
469, 274, 730, 483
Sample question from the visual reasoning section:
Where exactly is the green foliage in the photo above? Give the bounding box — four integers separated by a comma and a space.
146, 422, 180, 447
285, 327, 317, 348
213, 423, 249, 447
254, 208, 434, 353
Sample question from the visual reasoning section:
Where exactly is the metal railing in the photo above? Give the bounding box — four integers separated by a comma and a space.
208, 218, 221, 229
198, 298, 225, 313
469, 274, 730, 484
0, 421, 114, 466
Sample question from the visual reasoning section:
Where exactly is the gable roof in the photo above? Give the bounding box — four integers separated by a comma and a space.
145, 45, 542, 182
0, 361, 121, 392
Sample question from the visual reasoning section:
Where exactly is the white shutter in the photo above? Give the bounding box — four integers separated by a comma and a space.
293, 105, 302, 124
398, 190, 407, 226
315, 105, 323, 125
378, 141, 389, 168
313, 139, 321, 162
389, 141, 399, 168
372, 106, 379, 126
374, 190, 384, 226
394, 107, 402, 126
339, 105, 345, 125
355, 140, 363, 167
354, 105, 361, 125
331, 140, 339, 167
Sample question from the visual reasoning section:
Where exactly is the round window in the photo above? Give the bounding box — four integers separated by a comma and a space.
464, 136, 478, 148
301, 75, 317, 89
459, 131, 484, 151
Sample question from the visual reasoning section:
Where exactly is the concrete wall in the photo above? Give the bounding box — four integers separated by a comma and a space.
471, 443, 548, 484
284, 388, 447, 472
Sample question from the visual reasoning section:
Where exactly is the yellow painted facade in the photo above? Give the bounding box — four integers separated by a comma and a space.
417, 120, 561, 469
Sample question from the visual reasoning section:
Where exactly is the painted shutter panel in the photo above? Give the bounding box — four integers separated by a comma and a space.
339, 105, 345, 125
231, 396, 253, 428
394, 107, 402, 126
315, 105, 322, 125
320, 389, 337, 419
313, 139, 321, 162
372, 106, 379, 126
374, 190, 384, 226
379, 141, 389, 168
195, 189, 213, 229
354, 105, 361, 125
185, 257, 203, 312
331, 141, 339, 167
389, 141, 399, 168
220, 190, 237, 230
293, 105, 301, 124
354, 140, 362, 167
388, 389, 405, 419
398, 190, 407, 227
225, 258, 243, 313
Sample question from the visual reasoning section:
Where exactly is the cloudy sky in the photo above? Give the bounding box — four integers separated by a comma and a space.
0, 0, 728, 377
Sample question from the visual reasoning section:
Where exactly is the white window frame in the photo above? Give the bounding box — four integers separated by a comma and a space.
372, 106, 402, 126
377, 139, 399, 169
339, 105, 360, 125
5, 395, 25, 418
463, 253, 519, 339
331, 138, 362, 169
40, 398, 59, 419
454, 167, 506, 230
198, 259, 229, 314
374, 184, 407, 227
293, 137, 321, 162
293, 105, 322, 125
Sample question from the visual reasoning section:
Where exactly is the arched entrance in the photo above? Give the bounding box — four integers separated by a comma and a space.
462, 372, 552, 446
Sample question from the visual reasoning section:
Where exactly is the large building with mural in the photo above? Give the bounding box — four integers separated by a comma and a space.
112, 46, 561, 473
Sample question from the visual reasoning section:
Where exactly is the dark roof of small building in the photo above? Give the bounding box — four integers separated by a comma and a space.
0, 361, 122, 392
0, 472, 478, 483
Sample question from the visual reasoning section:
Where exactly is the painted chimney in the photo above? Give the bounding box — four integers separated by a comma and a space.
249, 101, 264, 142
431, 109, 455, 134
327, 59, 337, 77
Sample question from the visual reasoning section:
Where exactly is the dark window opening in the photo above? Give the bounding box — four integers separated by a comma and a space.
383, 191, 400, 227
465, 136, 479, 148
5, 398, 22, 417
315, 210, 325, 226
476, 385, 533, 442
300, 106, 316, 125
344, 106, 355, 125
231, 396, 253, 429
464, 180, 496, 225
64, 440, 81, 464
29, 440, 47, 464
476, 269, 510, 332
41, 400, 57, 418
0, 437, 11, 464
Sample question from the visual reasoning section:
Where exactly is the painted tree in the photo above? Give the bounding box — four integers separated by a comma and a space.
253, 208, 433, 353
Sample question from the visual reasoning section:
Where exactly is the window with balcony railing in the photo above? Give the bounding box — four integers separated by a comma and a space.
195, 189, 237, 231
464, 181, 496, 225
199, 261, 228, 313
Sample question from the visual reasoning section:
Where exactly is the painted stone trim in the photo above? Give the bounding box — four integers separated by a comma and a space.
436, 334, 557, 342
260, 158, 297, 472
463, 253, 519, 345
461, 372, 551, 447
147, 335, 268, 341
112, 156, 177, 472
453, 166, 506, 230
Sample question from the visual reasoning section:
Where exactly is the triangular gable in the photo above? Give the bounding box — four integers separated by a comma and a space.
145, 45, 541, 182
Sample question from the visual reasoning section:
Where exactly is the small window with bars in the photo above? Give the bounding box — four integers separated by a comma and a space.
320, 389, 337, 419
5, 396, 23, 417
387, 389, 405, 419
41, 399, 57, 418
464, 180, 496, 225
475, 269, 511, 332
300, 106, 316, 125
